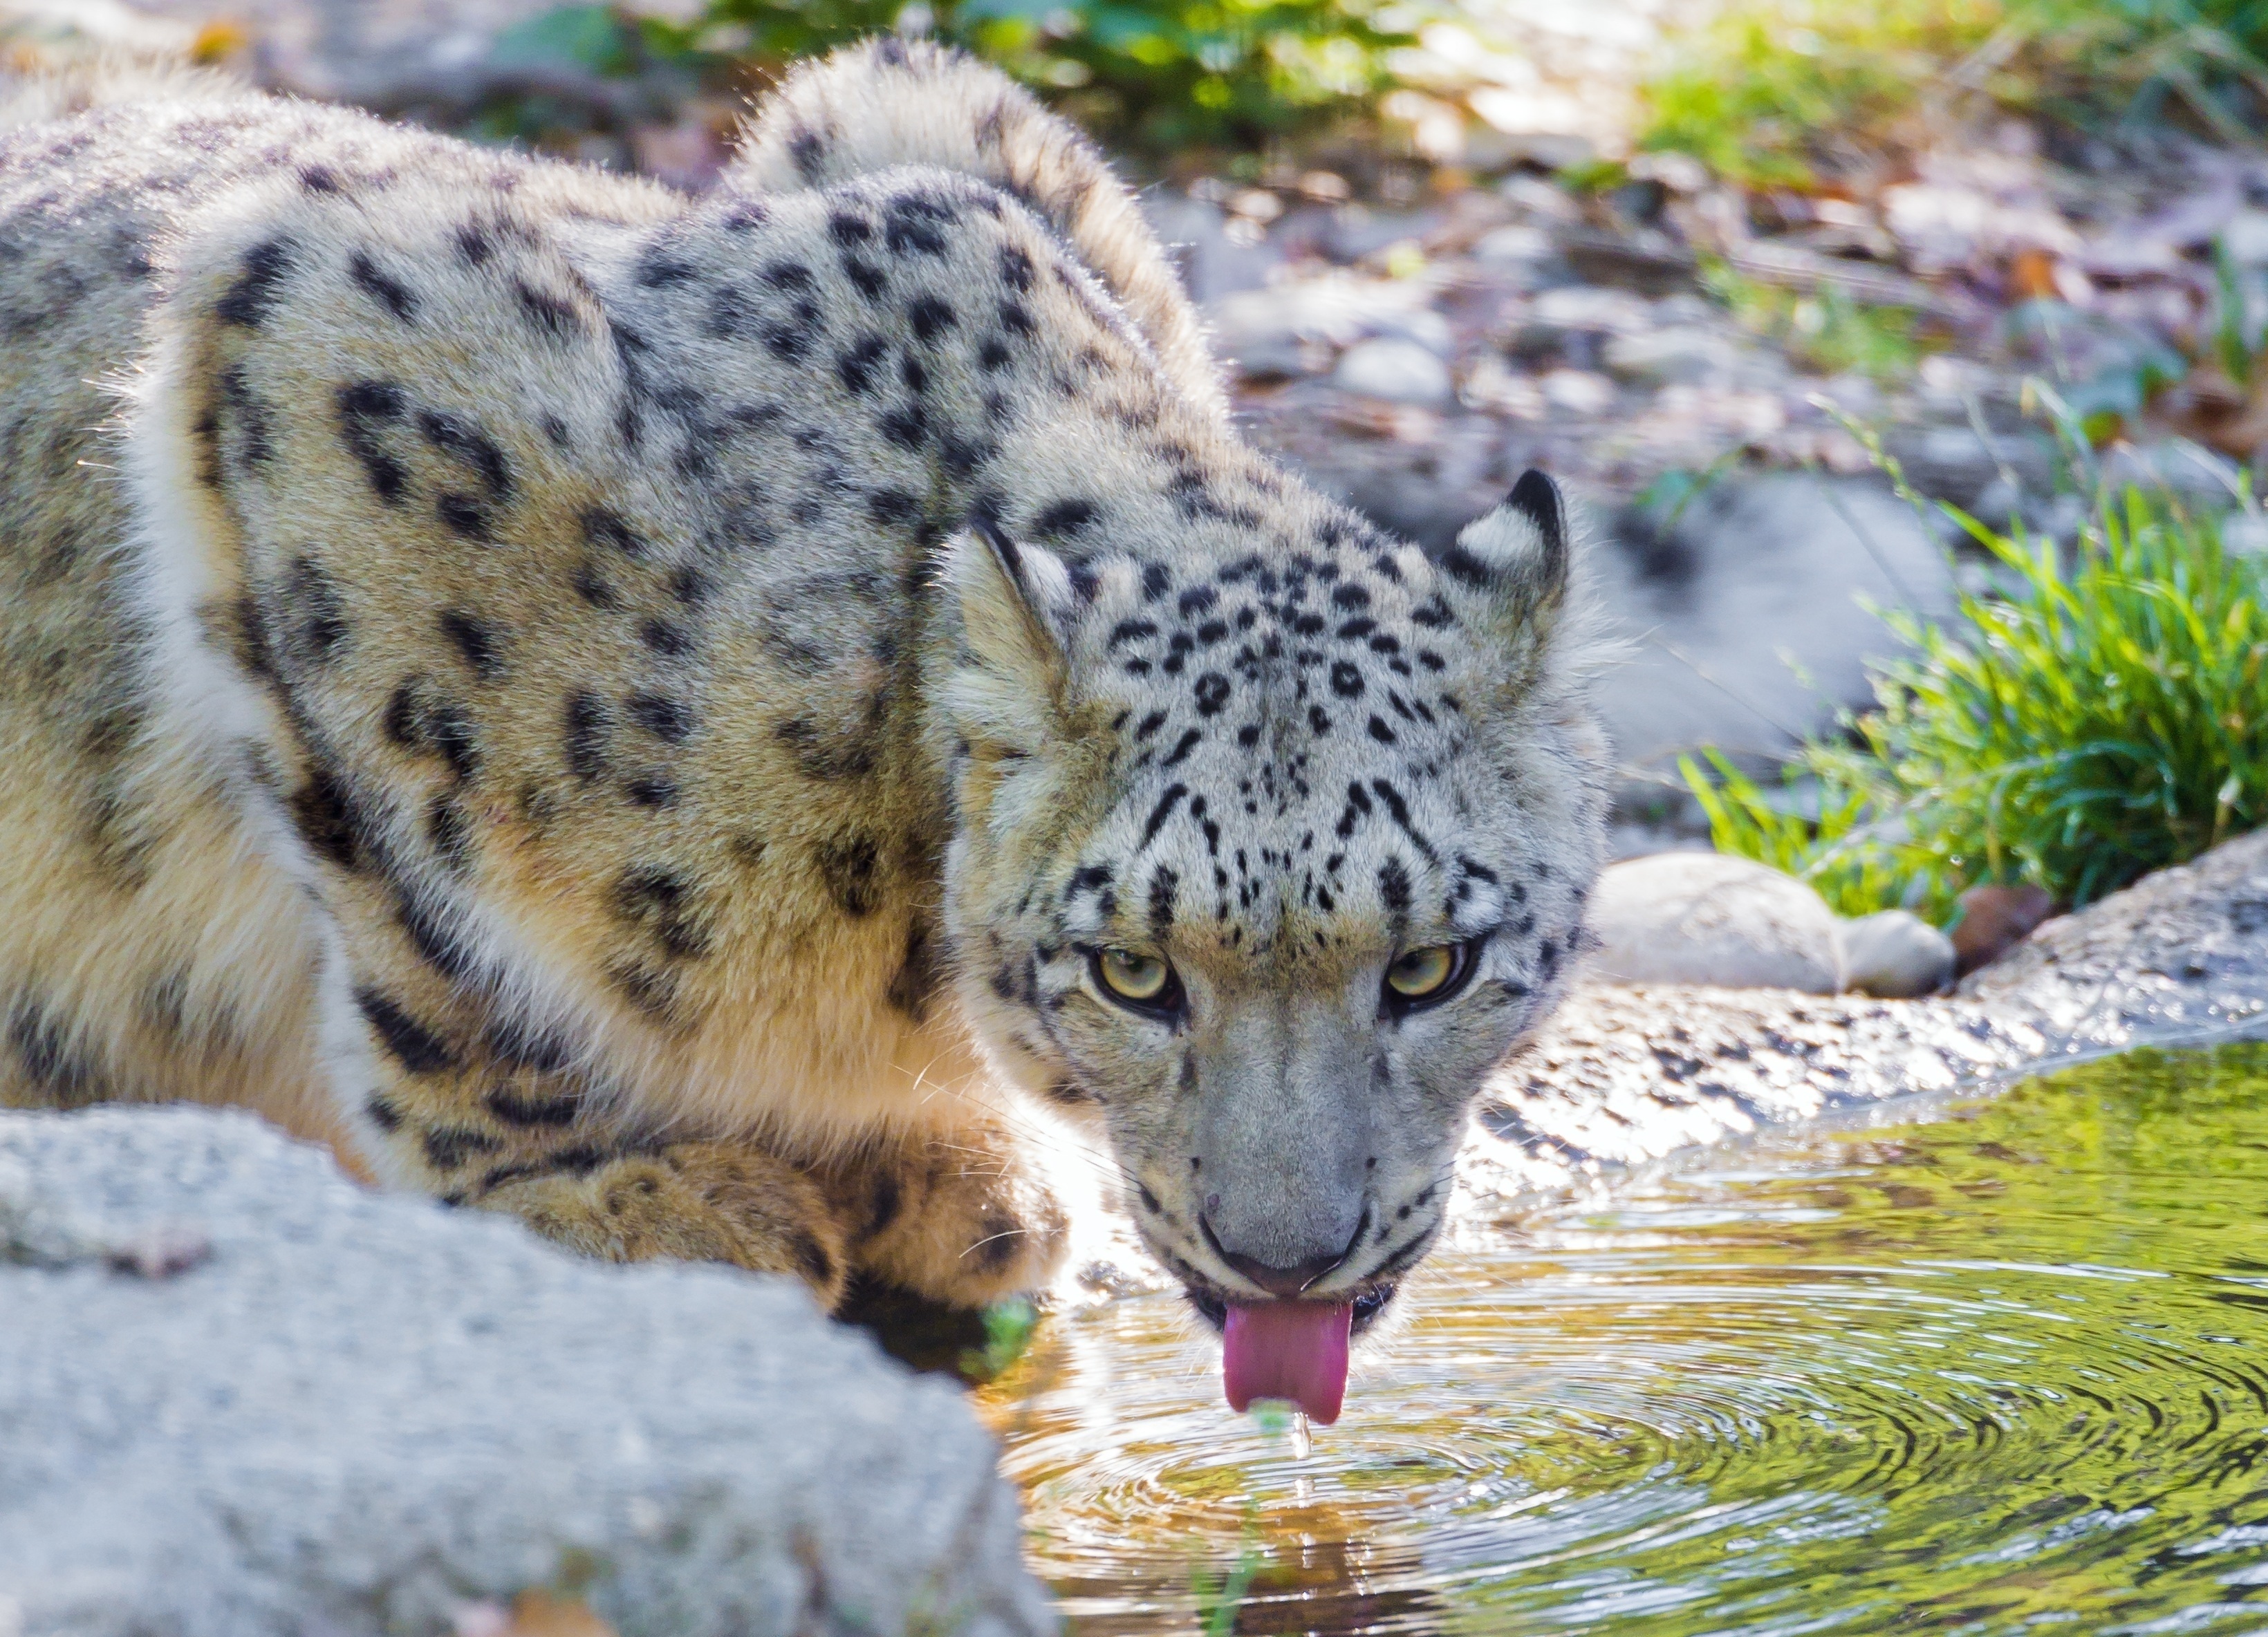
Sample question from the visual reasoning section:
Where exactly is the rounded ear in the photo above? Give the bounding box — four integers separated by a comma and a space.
976, 516, 1081, 644
938, 518, 1086, 755
949, 517, 1079, 684
1440, 469, 1570, 619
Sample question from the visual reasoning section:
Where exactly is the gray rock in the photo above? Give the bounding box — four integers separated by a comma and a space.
0, 0, 196, 54
1468, 224, 1571, 291
1586, 473, 1957, 784
1526, 283, 1655, 335
1471, 223, 1557, 265
1318, 202, 1446, 263
1601, 325, 1742, 386
1505, 284, 1655, 368
1587, 852, 1846, 993
0, 1110, 1050, 1637
1465, 830, 2268, 1205
1231, 382, 1532, 548
1839, 908, 1957, 998
2227, 512, 2268, 555
1206, 277, 1449, 382
1332, 337, 1453, 406
2223, 206, 2268, 265
1207, 324, 1321, 384
0, 1151, 97, 1269
2101, 439, 2249, 503
1882, 422, 2058, 514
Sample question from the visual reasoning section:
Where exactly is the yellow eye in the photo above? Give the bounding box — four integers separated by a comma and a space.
1386, 944, 1461, 1000
1096, 946, 1173, 1004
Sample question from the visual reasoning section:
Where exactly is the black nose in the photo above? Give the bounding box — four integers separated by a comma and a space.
1220, 1248, 1346, 1298
1203, 1209, 1367, 1298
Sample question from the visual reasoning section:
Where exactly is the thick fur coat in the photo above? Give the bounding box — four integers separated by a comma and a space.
0, 39, 1608, 1318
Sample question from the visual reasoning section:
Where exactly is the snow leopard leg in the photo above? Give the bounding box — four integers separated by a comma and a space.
816, 1111, 1072, 1308
307, 886, 855, 1307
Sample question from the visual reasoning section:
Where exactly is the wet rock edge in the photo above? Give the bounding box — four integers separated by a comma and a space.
1468, 830, 2268, 1205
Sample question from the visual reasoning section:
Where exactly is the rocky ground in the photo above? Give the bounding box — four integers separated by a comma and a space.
1136, 119, 2268, 834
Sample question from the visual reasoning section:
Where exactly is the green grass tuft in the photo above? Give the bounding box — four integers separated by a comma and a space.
1681, 747, 1927, 918
1686, 485, 2268, 922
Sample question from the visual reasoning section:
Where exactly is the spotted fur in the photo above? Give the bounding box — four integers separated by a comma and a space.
0, 42, 1606, 1318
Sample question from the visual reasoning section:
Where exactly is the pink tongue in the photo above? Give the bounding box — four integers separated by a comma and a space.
1221, 1301, 1353, 1424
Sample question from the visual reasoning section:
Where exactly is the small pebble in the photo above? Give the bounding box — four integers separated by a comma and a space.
1952, 884, 2058, 976
1840, 909, 1957, 998
1331, 337, 1452, 407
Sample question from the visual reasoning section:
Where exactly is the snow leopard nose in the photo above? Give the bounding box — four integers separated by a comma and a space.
1202, 1206, 1368, 1298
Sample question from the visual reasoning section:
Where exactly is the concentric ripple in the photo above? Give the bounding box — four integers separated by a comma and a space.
979, 1044, 2268, 1634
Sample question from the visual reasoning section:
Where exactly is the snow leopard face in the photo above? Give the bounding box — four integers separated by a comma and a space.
939, 471, 1607, 1325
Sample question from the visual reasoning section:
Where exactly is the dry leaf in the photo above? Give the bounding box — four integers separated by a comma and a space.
2008, 246, 2060, 301
507, 1591, 617, 1636
449, 1592, 616, 1637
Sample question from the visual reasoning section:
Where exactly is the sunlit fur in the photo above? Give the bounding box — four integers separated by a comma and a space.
0, 39, 1607, 1316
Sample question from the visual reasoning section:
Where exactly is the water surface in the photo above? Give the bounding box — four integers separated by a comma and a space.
980, 1045, 2268, 1634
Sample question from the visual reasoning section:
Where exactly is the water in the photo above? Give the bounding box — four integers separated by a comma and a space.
977, 1045, 2268, 1634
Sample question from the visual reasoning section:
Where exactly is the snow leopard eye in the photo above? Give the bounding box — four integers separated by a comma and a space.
1094, 946, 1179, 1013
1384, 942, 1471, 1007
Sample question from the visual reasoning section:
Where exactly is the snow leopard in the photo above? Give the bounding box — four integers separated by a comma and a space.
0, 37, 1607, 1382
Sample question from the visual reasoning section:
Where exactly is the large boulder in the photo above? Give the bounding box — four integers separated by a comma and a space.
1586, 852, 1846, 993
1581, 475, 1955, 787
0, 1108, 1052, 1637
1586, 854, 1960, 1001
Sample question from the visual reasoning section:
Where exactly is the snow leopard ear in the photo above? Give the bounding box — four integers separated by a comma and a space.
956, 516, 1080, 668
1441, 469, 1570, 624
941, 518, 1080, 749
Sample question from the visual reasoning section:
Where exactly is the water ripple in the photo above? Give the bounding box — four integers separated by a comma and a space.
981, 1045, 2268, 1635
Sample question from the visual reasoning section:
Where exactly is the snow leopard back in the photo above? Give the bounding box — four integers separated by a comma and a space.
730, 37, 1225, 419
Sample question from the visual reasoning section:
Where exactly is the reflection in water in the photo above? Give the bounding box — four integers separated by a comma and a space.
979, 1045, 2268, 1634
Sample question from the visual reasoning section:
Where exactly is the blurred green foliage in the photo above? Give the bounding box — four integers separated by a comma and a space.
1686, 484, 2268, 921
1704, 259, 1930, 381
492, 3, 655, 77
1641, 0, 2268, 187
1642, 0, 2002, 188
632, 0, 1417, 151
469, 3, 703, 143
487, 0, 2268, 172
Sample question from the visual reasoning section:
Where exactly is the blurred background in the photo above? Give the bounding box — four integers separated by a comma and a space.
12, 0, 2268, 882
